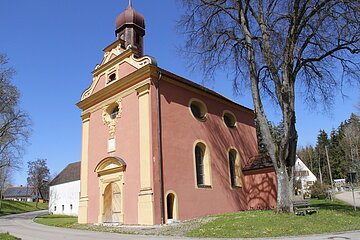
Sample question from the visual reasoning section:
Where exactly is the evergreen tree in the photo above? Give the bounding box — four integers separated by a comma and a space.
329, 128, 346, 179
315, 130, 329, 184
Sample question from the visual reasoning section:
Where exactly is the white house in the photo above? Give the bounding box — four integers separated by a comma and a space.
49, 162, 80, 216
294, 157, 317, 196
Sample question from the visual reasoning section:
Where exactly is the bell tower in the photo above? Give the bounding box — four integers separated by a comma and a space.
115, 0, 145, 56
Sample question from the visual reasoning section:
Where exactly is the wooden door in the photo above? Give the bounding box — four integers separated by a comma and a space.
112, 183, 121, 223
103, 184, 112, 222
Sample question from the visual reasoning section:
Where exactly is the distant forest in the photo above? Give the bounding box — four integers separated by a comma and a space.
297, 113, 360, 184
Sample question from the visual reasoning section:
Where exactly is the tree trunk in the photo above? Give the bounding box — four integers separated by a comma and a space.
276, 167, 294, 212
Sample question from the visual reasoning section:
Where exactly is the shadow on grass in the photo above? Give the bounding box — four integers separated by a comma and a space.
310, 199, 360, 216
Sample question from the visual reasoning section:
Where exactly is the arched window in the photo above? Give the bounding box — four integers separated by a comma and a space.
194, 142, 211, 188
195, 145, 205, 185
228, 149, 242, 188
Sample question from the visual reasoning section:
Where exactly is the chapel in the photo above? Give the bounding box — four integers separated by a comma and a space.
77, 1, 277, 225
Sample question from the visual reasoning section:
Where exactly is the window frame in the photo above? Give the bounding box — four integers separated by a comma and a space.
228, 148, 242, 188
222, 110, 237, 129
193, 141, 212, 189
189, 98, 208, 122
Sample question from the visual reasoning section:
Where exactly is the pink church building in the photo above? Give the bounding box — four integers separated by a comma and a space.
77, 2, 277, 225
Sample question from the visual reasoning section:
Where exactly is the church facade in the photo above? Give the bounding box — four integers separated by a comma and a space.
77, 2, 277, 225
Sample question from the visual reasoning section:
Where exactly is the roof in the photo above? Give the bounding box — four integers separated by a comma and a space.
158, 68, 254, 114
243, 154, 274, 172
49, 162, 80, 186
115, 2, 145, 32
3, 186, 36, 198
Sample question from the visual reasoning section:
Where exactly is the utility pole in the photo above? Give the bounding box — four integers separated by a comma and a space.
325, 146, 334, 201
349, 170, 357, 211
318, 157, 323, 184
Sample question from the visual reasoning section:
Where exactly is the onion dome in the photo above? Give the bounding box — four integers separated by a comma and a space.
115, 1, 145, 32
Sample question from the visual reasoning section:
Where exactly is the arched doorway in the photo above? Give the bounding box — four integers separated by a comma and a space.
95, 157, 126, 224
166, 192, 177, 223
103, 182, 122, 223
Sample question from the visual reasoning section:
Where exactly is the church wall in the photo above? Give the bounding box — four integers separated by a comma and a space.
158, 79, 263, 221
244, 170, 277, 210
86, 91, 141, 224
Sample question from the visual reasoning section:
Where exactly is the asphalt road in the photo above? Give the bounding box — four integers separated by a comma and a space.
1, 210, 360, 240
335, 190, 360, 208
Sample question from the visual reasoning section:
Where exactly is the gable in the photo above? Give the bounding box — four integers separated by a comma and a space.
50, 162, 80, 186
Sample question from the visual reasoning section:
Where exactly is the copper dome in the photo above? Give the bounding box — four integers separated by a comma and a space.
115, 3, 145, 31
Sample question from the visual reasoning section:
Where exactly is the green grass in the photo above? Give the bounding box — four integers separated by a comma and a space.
187, 199, 360, 238
34, 214, 78, 228
0, 232, 18, 240
34, 215, 136, 234
33, 200, 360, 238
0, 200, 48, 216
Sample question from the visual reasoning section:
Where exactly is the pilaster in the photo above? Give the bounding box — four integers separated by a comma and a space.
136, 83, 154, 225
78, 112, 90, 224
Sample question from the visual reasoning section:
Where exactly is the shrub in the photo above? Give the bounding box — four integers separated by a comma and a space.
309, 181, 329, 199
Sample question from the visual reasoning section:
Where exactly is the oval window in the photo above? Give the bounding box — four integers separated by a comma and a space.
223, 112, 236, 128
110, 105, 119, 119
190, 101, 207, 121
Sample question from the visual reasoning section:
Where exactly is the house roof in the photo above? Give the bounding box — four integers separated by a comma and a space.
243, 154, 274, 172
3, 186, 36, 198
49, 162, 80, 186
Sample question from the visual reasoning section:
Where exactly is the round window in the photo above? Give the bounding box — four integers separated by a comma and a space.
190, 101, 207, 121
223, 112, 236, 128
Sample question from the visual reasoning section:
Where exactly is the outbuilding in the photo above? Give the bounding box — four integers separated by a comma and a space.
49, 162, 80, 216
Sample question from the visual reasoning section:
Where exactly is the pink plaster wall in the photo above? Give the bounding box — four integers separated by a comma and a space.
92, 62, 137, 95
117, 62, 137, 79
244, 170, 277, 210
158, 79, 266, 221
87, 91, 140, 224
93, 74, 106, 94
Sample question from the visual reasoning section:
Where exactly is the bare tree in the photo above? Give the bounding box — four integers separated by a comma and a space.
27, 159, 50, 207
341, 114, 360, 173
179, 0, 360, 212
0, 54, 31, 205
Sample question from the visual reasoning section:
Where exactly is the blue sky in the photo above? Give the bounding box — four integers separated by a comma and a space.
0, 0, 358, 185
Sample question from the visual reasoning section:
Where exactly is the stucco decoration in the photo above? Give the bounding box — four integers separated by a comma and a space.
80, 45, 157, 101
94, 156, 127, 176
101, 43, 125, 66
102, 99, 122, 136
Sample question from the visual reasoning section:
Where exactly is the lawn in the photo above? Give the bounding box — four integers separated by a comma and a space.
187, 199, 360, 238
0, 200, 48, 216
34, 214, 78, 228
33, 199, 360, 238
0, 232, 18, 240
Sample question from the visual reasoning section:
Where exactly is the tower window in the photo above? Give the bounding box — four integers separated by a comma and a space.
136, 34, 140, 45
108, 73, 116, 83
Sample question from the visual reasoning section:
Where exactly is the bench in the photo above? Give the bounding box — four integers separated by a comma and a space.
293, 199, 319, 216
